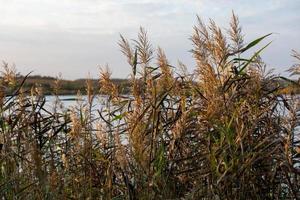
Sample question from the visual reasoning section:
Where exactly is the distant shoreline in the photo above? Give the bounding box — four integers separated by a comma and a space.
11, 74, 131, 95
2, 74, 299, 96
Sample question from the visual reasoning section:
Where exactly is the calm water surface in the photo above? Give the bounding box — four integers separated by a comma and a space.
44, 95, 108, 111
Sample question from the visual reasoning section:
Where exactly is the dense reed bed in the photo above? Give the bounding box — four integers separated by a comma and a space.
1, 13, 300, 199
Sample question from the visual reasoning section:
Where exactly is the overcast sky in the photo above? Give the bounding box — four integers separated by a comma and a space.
0, 0, 299, 79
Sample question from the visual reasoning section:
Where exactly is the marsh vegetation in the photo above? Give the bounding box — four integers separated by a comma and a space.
0, 13, 300, 199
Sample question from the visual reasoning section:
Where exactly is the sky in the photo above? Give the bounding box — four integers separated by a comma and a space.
0, 0, 299, 80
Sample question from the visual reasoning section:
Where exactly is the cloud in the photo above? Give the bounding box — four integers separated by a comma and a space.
0, 0, 298, 79
0, 0, 205, 33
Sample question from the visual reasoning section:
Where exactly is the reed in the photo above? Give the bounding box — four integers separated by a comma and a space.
0, 13, 299, 199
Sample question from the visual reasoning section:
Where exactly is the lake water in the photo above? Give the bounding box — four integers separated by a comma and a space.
44, 95, 108, 111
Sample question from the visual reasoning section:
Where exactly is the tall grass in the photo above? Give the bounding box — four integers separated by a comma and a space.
0, 13, 299, 199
